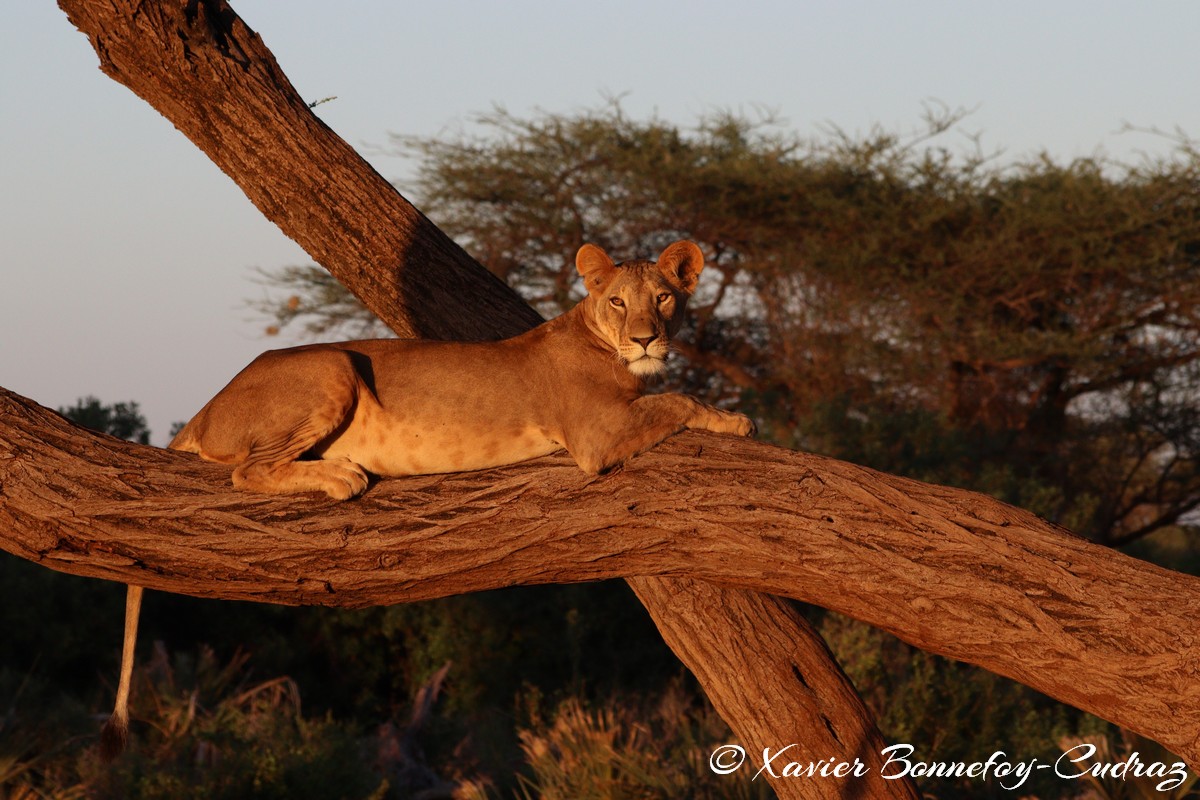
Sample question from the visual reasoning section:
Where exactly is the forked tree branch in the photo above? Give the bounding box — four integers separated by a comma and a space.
6, 0, 1192, 788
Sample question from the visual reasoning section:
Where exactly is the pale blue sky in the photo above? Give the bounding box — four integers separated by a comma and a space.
2, 2, 1198, 444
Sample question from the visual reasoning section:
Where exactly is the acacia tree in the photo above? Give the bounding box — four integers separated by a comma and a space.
58, 396, 152, 445
267, 104, 1200, 548
367, 106, 1200, 548
1, 1, 1198, 794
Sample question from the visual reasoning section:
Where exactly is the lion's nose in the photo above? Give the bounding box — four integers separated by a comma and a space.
631, 334, 658, 350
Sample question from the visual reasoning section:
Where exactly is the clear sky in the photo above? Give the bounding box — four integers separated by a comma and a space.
2, 1, 1198, 444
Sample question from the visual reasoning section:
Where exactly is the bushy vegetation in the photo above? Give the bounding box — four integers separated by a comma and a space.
0, 574, 765, 798
7, 106, 1200, 797
57, 396, 152, 445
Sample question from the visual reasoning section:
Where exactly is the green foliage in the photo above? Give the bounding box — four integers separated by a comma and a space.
1, 647, 779, 800
3, 646, 386, 800
0, 666, 95, 800
512, 689, 773, 800
0, 558, 684, 796
254, 266, 391, 340
820, 612, 1111, 798
58, 395, 152, 444
92, 652, 377, 800
268, 582, 682, 768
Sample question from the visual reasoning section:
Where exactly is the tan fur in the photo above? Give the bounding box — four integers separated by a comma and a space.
169, 240, 755, 492
98, 584, 142, 761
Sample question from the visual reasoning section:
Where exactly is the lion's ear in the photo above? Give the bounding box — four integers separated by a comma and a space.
576, 243, 617, 295
656, 241, 704, 294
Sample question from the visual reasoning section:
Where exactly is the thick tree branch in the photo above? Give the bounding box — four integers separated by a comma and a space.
3, 386, 1199, 767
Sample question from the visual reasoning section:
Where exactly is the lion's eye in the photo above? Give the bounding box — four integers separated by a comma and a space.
656, 292, 672, 304
609, 297, 625, 308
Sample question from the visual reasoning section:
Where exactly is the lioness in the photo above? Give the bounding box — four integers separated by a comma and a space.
101, 240, 755, 757
171, 239, 755, 488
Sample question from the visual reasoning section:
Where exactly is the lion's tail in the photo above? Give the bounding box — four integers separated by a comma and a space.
98, 584, 143, 761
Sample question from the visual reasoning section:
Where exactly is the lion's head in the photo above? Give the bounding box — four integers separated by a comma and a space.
575, 240, 705, 377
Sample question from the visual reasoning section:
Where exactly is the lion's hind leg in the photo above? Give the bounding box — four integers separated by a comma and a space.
189, 348, 371, 500
233, 444, 369, 501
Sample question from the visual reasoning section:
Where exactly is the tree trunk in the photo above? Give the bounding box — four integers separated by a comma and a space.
10, 0, 1192, 782
43, 1, 919, 796
629, 578, 916, 796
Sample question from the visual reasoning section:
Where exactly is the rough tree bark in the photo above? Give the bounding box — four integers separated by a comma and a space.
0, 0, 1191, 785
30, 1, 918, 797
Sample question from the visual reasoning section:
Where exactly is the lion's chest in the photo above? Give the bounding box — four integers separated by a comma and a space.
314, 397, 562, 476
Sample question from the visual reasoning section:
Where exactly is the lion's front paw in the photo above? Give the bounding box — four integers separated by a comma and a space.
730, 412, 757, 438
707, 409, 756, 438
